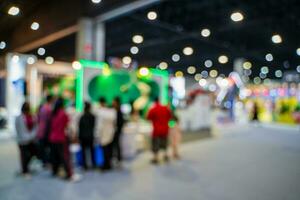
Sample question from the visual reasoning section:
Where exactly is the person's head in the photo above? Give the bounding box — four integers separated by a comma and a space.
99, 97, 106, 107
21, 102, 30, 115
84, 102, 91, 113
52, 97, 64, 115
112, 97, 121, 110
46, 95, 54, 104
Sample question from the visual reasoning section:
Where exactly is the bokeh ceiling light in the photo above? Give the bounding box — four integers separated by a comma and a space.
199, 79, 207, 87
297, 66, 300, 73
183, 47, 194, 56
175, 71, 184, 77
296, 48, 300, 56
231, 12, 244, 22
159, 62, 168, 70
271, 34, 282, 44
130, 46, 139, 55
27, 57, 36, 65
122, 56, 132, 65
204, 60, 213, 68
31, 22, 40, 30
0, 41, 6, 49
147, 11, 157, 20
132, 35, 144, 44
72, 61, 82, 70
8, 6, 20, 16
275, 70, 283, 78
91, 0, 102, 4
243, 61, 252, 69
37, 47, 46, 56
12, 55, 19, 63
45, 56, 54, 65
265, 53, 273, 62
201, 28, 211, 37
172, 54, 180, 62
194, 73, 202, 81
139, 67, 150, 76
218, 55, 229, 64
187, 66, 196, 74
209, 69, 218, 78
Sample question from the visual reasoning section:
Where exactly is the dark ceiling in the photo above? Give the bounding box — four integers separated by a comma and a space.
1, 0, 300, 79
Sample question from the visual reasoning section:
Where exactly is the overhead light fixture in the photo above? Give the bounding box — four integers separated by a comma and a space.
194, 73, 202, 81
218, 55, 228, 64
8, 6, 20, 16
139, 67, 150, 76
201, 70, 208, 78
31, 22, 40, 30
183, 47, 194, 56
159, 62, 168, 70
132, 35, 144, 44
243, 61, 252, 69
187, 66, 196, 74
72, 61, 82, 70
122, 56, 132, 65
254, 77, 261, 84
175, 71, 184, 77
201, 28, 211, 37
172, 54, 180, 62
37, 47, 46, 56
204, 60, 213, 68
261, 66, 269, 74
275, 70, 283, 78
91, 0, 102, 4
12, 55, 19, 63
45, 56, 54, 65
0, 41, 6, 49
209, 69, 218, 78
297, 66, 300, 73
27, 57, 36, 65
265, 53, 273, 62
130, 46, 139, 55
147, 11, 157, 20
231, 12, 244, 22
199, 79, 207, 87
271, 34, 282, 44
296, 48, 300, 56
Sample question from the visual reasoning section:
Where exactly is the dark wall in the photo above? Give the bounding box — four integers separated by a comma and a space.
0, 78, 5, 107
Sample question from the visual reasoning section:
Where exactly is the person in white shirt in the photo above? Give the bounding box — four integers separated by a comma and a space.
95, 97, 116, 171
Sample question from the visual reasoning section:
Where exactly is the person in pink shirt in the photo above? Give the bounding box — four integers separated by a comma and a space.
37, 95, 54, 165
49, 98, 80, 182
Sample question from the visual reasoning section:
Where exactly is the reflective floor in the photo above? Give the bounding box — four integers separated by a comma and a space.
0, 124, 300, 200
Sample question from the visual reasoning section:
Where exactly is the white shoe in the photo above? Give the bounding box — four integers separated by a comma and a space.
69, 174, 82, 183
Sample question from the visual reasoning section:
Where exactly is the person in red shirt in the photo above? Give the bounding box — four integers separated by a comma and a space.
49, 98, 76, 181
147, 98, 172, 164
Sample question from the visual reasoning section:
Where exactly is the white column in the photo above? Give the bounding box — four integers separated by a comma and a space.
94, 22, 106, 61
76, 18, 93, 60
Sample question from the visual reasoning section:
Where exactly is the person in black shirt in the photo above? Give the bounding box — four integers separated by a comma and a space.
78, 102, 96, 170
112, 97, 124, 166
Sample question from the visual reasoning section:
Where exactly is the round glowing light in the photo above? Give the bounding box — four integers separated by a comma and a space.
231, 12, 244, 22
132, 35, 144, 44
187, 66, 196, 74
209, 69, 218, 78
159, 62, 168, 70
91, 0, 102, 4
265, 53, 273, 62
218, 55, 228, 64
254, 77, 261, 84
261, 66, 269, 74
194, 73, 202, 81
209, 84, 217, 92
221, 79, 229, 87
271, 34, 282, 44
0, 41, 6, 49
260, 72, 267, 79
37, 47, 46, 56
8, 6, 20, 16
122, 56, 132, 65
147, 11, 157, 20
242, 76, 250, 83
201, 28, 211, 37
31, 22, 40, 30
172, 54, 180, 62
296, 48, 300, 56
183, 47, 194, 56
204, 60, 213, 68
102, 67, 111, 76
27, 57, 36, 65
72, 61, 82, 70
199, 79, 207, 87
243, 61, 252, 69
201, 70, 208, 78
45, 56, 54, 65
130, 46, 139, 55
244, 69, 252, 76
139, 67, 150, 76
12, 55, 19, 63
297, 65, 300, 73
175, 71, 184, 77
275, 70, 283, 78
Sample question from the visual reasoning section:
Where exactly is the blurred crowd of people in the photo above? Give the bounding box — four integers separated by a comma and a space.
14, 95, 182, 182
